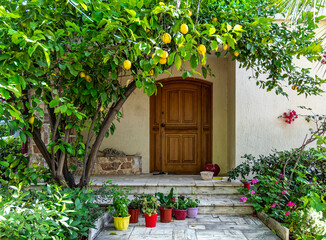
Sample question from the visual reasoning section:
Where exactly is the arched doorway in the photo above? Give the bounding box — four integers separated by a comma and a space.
150, 78, 212, 174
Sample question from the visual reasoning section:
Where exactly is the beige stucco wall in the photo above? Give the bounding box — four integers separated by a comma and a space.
100, 55, 235, 174
235, 59, 326, 167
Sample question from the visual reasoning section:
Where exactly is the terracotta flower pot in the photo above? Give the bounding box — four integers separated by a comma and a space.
160, 207, 172, 223
128, 208, 139, 223
145, 213, 158, 228
187, 207, 199, 218
174, 209, 187, 220
241, 180, 251, 190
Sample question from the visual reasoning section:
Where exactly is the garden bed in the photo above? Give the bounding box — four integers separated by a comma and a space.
257, 212, 289, 240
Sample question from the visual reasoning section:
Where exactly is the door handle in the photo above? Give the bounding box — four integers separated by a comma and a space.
161, 123, 166, 127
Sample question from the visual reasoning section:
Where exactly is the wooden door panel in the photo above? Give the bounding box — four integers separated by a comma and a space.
182, 90, 198, 124
150, 79, 212, 174
182, 134, 197, 164
166, 90, 181, 123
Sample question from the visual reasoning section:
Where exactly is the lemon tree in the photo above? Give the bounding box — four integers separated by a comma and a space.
0, 0, 324, 188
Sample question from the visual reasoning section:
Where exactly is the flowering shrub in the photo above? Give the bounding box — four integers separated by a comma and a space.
292, 208, 326, 239
282, 110, 298, 124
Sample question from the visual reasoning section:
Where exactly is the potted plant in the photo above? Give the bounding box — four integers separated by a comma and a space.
186, 196, 200, 218
128, 194, 141, 223
141, 195, 160, 228
156, 188, 174, 223
240, 178, 251, 189
174, 197, 188, 220
108, 187, 131, 231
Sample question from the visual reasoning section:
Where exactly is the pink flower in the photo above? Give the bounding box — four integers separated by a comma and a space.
252, 178, 259, 184
240, 197, 247, 203
286, 202, 295, 207
250, 190, 255, 195
275, 181, 277, 184
285, 212, 289, 216
271, 203, 279, 208
280, 174, 284, 178
282, 191, 288, 195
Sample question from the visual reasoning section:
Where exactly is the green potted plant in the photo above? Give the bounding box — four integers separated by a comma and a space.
186, 196, 200, 218
228, 156, 252, 189
174, 197, 187, 220
156, 188, 174, 223
108, 187, 131, 231
128, 194, 141, 223
141, 195, 160, 228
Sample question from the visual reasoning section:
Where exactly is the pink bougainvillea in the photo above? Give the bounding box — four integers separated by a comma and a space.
271, 203, 279, 208
250, 190, 255, 195
282, 110, 298, 124
286, 202, 295, 207
285, 212, 290, 216
282, 190, 288, 195
240, 197, 247, 203
252, 178, 259, 184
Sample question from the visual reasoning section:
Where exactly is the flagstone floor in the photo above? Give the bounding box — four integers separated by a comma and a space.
94, 214, 280, 240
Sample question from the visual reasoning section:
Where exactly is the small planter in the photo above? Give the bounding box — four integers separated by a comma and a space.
174, 209, 187, 220
160, 207, 172, 223
128, 208, 139, 223
113, 215, 131, 231
187, 207, 199, 218
241, 180, 251, 190
145, 213, 158, 228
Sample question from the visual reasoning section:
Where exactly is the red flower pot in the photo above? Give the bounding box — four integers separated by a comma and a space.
160, 207, 172, 223
174, 209, 187, 220
145, 213, 158, 228
128, 208, 139, 223
241, 180, 251, 190
204, 164, 220, 176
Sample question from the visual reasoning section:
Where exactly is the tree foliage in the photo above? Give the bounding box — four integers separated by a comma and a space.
0, 0, 324, 188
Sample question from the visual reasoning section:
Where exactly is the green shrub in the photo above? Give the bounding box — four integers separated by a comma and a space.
0, 184, 100, 240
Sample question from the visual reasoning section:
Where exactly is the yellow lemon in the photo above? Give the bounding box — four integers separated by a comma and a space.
161, 33, 172, 44
161, 51, 168, 59
223, 44, 228, 51
212, 18, 217, 22
29, 116, 35, 125
80, 72, 86, 78
197, 44, 206, 55
180, 24, 189, 34
188, 11, 192, 17
234, 51, 239, 57
100, 106, 104, 112
159, 58, 167, 65
292, 85, 298, 90
85, 75, 92, 82
149, 69, 154, 76
123, 60, 131, 70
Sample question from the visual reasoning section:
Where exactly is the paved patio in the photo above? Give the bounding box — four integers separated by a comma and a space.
95, 214, 280, 240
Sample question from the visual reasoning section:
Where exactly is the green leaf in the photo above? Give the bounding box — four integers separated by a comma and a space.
175, 54, 181, 70
168, 52, 176, 65
190, 54, 198, 69
19, 131, 27, 143
136, 80, 142, 89
211, 41, 218, 51
202, 66, 207, 78
0, 161, 9, 167
49, 99, 60, 108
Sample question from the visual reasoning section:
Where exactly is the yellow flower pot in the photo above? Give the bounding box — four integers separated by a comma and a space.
113, 215, 131, 231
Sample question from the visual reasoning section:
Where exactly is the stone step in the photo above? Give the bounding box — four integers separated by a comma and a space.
90, 175, 243, 195
96, 194, 253, 215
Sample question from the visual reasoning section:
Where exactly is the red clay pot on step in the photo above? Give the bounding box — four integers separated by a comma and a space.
160, 207, 172, 223
241, 180, 251, 190
204, 164, 220, 176
145, 213, 158, 228
128, 208, 139, 223
174, 209, 187, 220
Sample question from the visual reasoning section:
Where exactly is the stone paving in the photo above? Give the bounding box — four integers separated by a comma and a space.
95, 214, 280, 240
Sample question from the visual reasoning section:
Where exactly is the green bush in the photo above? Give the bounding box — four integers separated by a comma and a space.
0, 184, 100, 240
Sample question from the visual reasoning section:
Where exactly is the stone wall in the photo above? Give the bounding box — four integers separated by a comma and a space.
91, 156, 142, 175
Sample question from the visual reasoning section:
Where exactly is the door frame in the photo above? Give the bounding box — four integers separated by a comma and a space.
149, 77, 213, 173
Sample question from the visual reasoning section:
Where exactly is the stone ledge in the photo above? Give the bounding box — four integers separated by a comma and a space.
257, 212, 289, 240
88, 211, 112, 240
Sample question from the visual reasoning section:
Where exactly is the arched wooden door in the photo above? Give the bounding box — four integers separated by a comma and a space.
150, 78, 212, 174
